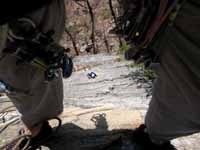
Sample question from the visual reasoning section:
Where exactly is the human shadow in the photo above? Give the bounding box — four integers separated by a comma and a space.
44, 113, 135, 150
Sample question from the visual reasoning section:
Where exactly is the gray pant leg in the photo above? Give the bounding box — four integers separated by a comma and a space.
0, 0, 65, 128
145, 27, 200, 143
0, 54, 64, 128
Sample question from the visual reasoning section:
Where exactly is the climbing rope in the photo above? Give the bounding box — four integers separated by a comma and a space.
0, 117, 62, 150
0, 134, 31, 150
0, 106, 20, 134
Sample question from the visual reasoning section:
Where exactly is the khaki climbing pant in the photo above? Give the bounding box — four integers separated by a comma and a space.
145, 1, 200, 143
0, 0, 65, 128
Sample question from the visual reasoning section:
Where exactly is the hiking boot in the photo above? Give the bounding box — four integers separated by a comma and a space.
17, 121, 52, 150
131, 124, 176, 150
17, 118, 62, 150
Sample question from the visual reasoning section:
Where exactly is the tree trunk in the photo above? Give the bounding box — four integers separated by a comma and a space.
108, 0, 122, 46
65, 28, 79, 56
86, 0, 97, 54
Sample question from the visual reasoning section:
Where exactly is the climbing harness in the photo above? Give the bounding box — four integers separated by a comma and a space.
0, 0, 53, 25
3, 18, 73, 81
115, 0, 185, 67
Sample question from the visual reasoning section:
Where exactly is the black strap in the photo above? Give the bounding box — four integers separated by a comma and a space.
0, 0, 53, 25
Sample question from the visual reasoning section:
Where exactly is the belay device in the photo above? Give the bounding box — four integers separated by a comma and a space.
3, 18, 73, 81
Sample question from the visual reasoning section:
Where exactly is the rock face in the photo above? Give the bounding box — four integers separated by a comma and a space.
0, 53, 200, 150
64, 53, 150, 111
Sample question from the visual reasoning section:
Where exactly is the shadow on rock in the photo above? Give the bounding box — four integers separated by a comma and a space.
123, 68, 154, 98
44, 114, 135, 150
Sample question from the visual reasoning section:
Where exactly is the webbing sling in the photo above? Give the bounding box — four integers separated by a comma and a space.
143, 0, 184, 47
